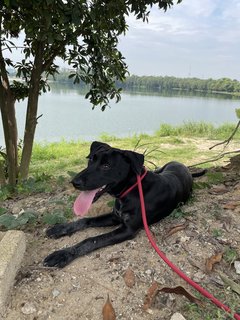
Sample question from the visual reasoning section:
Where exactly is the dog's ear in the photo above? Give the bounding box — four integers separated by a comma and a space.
123, 150, 144, 175
87, 141, 110, 158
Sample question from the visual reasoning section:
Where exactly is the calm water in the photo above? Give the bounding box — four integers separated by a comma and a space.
0, 84, 239, 145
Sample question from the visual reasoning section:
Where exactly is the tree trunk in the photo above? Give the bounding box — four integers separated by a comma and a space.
19, 44, 44, 180
0, 46, 18, 187
0, 93, 18, 186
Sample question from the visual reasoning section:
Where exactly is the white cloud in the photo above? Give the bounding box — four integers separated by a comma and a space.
119, 0, 240, 79
178, 0, 218, 17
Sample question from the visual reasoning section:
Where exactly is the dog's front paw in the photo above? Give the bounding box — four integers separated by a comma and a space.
43, 249, 75, 268
46, 223, 71, 239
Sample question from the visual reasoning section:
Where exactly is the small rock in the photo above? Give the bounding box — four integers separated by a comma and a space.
180, 236, 190, 243
234, 261, 240, 274
145, 308, 153, 314
193, 270, 206, 283
12, 206, 23, 215
170, 312, 187, 320
145, 269, 152, 276
52, 288, 61, 298
21, 302, 37, 315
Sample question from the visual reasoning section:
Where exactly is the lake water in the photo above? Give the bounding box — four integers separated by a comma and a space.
0, 84, 239, 145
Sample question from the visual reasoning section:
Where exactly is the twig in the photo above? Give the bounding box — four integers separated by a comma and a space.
134, 141, 161, 151
36, 114, 43, 121
209, 120, 240, 150
188, 149, 240, 167
144, 148, 165, 157
145, 159, 158, 169
2, 46, 28, 51
133, 139, 141, 151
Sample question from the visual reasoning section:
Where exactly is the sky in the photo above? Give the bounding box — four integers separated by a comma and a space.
4, 0, 240, 81
118, 0, 240, 80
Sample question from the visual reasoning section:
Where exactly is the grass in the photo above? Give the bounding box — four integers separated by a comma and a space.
28, 121, 239, 177
156, 121, 240, 140
183, 296, 240, 320
0, 120, 238, 201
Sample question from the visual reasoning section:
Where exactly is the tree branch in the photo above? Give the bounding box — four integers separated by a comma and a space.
189, 149, 240, 168
209, 120, 240, 150
2, 46, 28, 51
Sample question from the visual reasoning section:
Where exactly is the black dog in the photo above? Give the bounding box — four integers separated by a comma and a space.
44, 141, 198, 268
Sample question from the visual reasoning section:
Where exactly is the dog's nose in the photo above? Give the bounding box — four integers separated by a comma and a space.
71, 177, 85, 189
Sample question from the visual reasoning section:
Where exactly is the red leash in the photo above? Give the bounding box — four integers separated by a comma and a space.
136, 174, 240, 320
119, 167, 148, 199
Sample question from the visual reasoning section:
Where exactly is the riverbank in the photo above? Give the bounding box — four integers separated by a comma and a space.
29, 122, 240, 178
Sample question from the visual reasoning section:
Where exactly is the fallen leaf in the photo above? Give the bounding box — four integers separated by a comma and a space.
143, 281, 159, 310
123, 268, 135, 288
223, 201, 239, 210
143, 283, 204, 310
102, 295, 116, 320
164, 223, 188, 239
159, 286, 204, 306
205, 252, 223, 273
208, 185, 228, 195
217, 271, 240, 295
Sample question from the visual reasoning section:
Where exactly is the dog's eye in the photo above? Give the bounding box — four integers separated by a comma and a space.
88, 155, 95, 163
101, 163, 110, 170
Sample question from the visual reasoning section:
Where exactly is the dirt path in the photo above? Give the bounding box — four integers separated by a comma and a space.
2, 160, 240, 320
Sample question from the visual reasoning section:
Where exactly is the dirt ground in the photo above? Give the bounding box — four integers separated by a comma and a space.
1, 158, 240, 320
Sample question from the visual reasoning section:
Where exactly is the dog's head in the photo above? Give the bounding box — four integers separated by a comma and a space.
72, 141, 144, 190
71, 141, 144, 216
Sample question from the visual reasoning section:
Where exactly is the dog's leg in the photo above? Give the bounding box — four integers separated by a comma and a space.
46, 212, 120, 239
44, 225, 136, 268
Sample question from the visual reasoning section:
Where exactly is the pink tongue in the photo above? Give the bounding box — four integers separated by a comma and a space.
73, 189, 100, 216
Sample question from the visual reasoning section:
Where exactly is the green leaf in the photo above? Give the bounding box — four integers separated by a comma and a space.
0, 211, 37, 229
0, 207, 7, 216
42, 211, 67, 225
16, 211, 37, 225
107, 200, 115, 208
0, 214, 19, 229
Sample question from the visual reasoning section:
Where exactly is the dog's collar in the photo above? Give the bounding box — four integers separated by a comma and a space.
119, 167, 148, 199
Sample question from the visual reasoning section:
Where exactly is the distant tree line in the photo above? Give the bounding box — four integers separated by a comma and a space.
52, 71, 240, 94
10, 69, 240, 94
117, 75, 240, 93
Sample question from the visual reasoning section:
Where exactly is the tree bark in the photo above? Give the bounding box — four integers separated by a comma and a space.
0, 47, 18, 186
0, 93, 18, 186
19, 43, 44, 180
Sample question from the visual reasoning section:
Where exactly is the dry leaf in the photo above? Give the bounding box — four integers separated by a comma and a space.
164, 223, 188, 239
123, 268, 135, 288
159, 286, 204, 306
208, 185, 228, 195
143, 283, 204, 310
205, 252, 223, 273
143, 281, 159, 310
223, 201, 239, 210
102, 295, 116, 320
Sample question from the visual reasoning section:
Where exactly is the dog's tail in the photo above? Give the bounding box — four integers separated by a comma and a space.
191, 169, 207, 178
